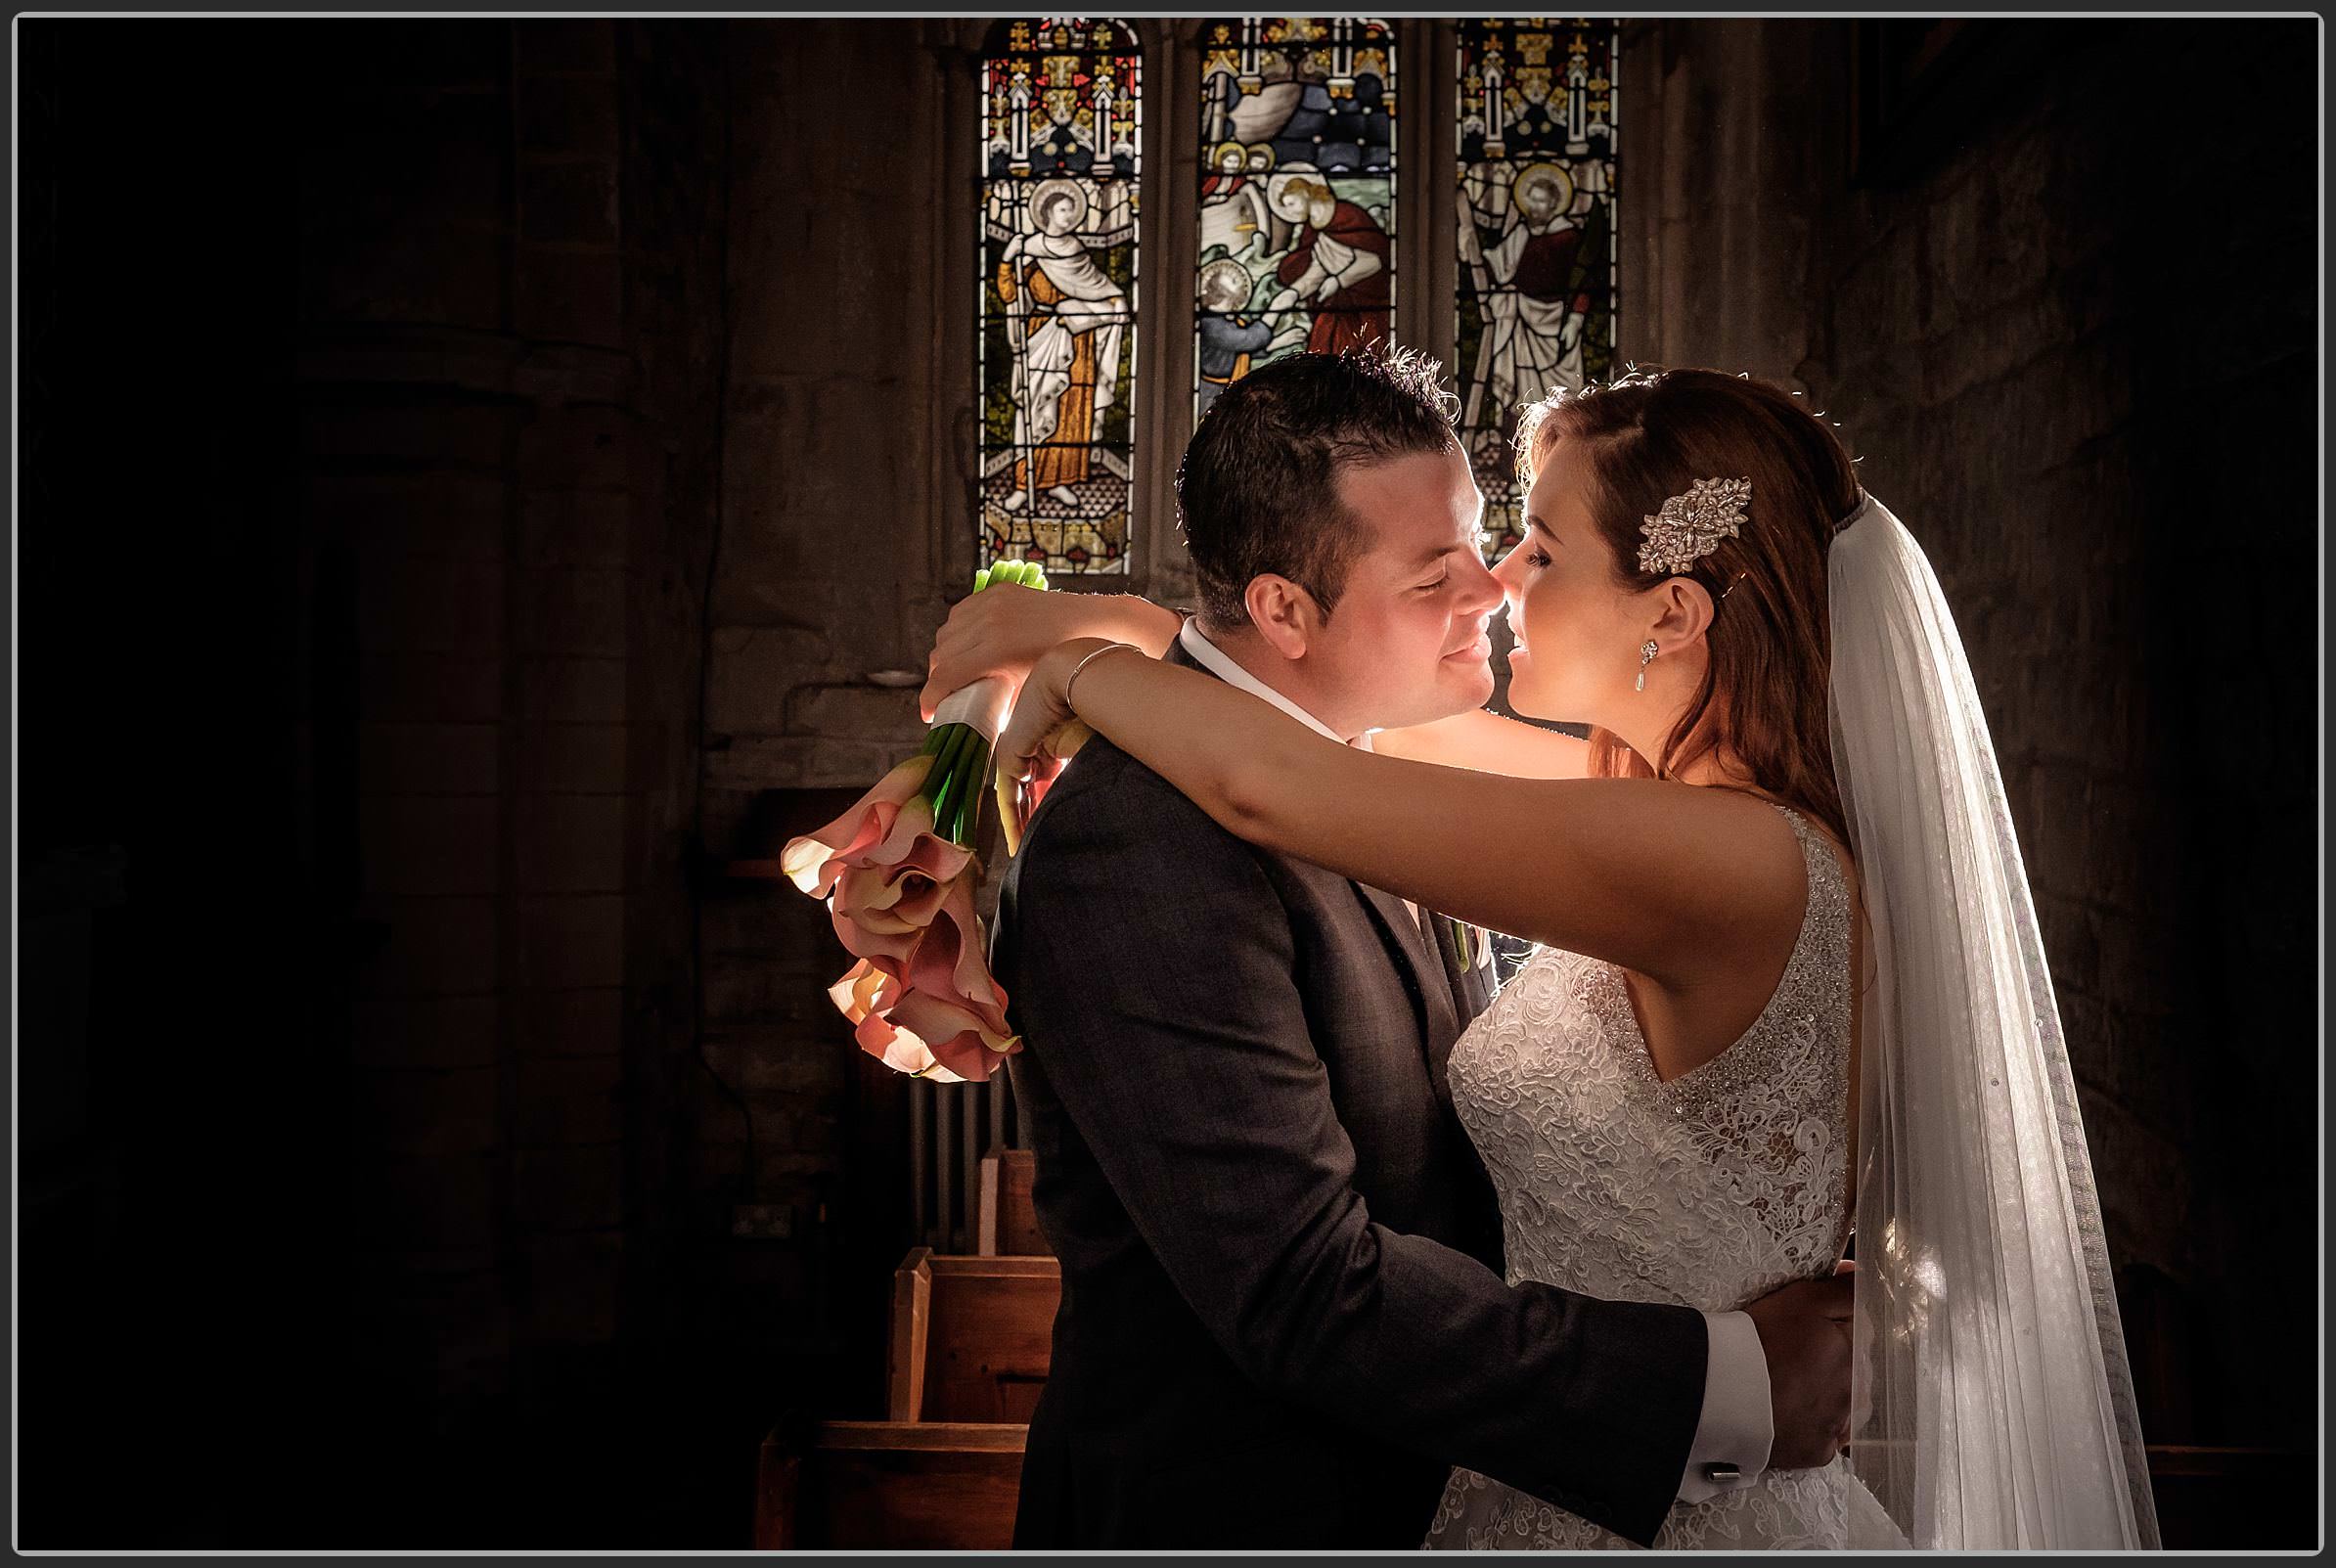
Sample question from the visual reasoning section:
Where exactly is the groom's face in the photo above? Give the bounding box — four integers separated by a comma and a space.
1306, 445, 1504, 731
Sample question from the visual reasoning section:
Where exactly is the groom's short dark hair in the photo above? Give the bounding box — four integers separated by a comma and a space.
1177, 347, 1460, 632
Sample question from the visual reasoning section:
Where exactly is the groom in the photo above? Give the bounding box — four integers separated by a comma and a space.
991, 349, 1852, 1549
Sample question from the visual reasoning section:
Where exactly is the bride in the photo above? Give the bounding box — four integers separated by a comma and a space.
930, 366, 2159, 1550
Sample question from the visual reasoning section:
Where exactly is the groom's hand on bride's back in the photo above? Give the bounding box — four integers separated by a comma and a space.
1743, 1263, 1855, 1469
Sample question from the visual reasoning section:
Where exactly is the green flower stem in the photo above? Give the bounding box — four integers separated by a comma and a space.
963, 746, 986, 845
943, 738, 969, 842
926, 725, 972, 824
947, 730, 981, 801
956, 737, 993, 845
952, 737, 989, 845
922, 728, 992, 848
974, 559, 1051, 596
931, 767, 962, 838
931, 739, 962, 839
932, 723, 972, 783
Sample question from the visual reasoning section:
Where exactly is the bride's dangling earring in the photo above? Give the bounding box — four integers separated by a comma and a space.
1636, 639, 1659, 692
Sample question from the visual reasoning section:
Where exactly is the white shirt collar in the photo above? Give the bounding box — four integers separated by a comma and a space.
1178, 617, 1369, 747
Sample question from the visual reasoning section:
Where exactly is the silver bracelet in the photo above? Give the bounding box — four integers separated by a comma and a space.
1063, 641, 1137, 714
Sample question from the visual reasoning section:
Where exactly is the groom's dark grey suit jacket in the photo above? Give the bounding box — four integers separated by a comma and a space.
991, 643, 1709, 1550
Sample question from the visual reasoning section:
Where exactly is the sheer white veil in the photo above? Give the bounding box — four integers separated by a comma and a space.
1828, 493, 2160, 1549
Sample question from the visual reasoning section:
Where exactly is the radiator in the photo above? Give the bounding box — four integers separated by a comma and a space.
907, 1074, 1023, 1254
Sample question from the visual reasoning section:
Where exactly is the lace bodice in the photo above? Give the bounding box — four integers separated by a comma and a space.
1424, 802, 1869, 1551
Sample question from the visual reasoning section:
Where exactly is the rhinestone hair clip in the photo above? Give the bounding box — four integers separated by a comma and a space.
1639, 475, 1752, 577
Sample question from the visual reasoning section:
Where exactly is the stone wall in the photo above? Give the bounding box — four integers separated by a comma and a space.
690, 18, 976, 1440
300, 18, 735, 1537
25, 22, 997, 1546
22, 18, 734, 1545
1627, 18, 2317, 1449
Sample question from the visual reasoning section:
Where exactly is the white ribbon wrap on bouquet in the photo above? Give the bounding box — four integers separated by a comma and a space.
931, 675, 1012, 742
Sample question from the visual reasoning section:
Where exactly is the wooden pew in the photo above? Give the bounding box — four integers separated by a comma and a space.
754, 1413, 1024, 1549
889, 1246, 1060, 1423
977, 1147, 1050, 1257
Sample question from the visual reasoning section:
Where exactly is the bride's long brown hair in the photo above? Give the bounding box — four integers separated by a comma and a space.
1516, 367, 1864, 847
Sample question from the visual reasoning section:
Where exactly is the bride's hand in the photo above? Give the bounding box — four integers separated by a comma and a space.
1744, 1266, 1856, 1469
995, 638, 1125, 838
920, 583, 1088, 722
921, 588, 1184, 722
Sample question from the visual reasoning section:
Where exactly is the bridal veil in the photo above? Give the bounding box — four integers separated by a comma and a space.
1827, 493, 2161, 1549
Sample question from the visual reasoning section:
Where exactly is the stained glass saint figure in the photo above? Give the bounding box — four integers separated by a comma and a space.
1456, 19, 1618, 559
1192, 18, 1396, 420
997, 179, 1132, 512
979, 18, 1143, 574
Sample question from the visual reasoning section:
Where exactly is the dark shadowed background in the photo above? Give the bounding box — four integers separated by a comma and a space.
16, 16, 2319, 1549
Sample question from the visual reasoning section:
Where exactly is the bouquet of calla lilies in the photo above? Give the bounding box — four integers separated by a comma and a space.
780, 562, 1052, 1082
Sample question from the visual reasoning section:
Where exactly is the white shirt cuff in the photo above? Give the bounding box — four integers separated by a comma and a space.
1678, 1310, 1773, 1502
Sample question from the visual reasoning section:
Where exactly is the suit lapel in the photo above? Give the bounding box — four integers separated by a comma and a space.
1423, 908, 1496, 1024
1169, 635, 1464, 1085
1418, 908, 1500, 1096
1352, 881, 1460, 1065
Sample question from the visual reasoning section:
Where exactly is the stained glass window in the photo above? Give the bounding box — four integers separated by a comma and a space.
1192, 18, 1396, 421
979, 18, 1144, 575
1456, 19, 1618, 558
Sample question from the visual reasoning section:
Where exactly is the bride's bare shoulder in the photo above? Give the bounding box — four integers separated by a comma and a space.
1370, 707, 1591, 780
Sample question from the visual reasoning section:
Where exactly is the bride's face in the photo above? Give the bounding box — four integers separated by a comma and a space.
1492, 438, 1653, 725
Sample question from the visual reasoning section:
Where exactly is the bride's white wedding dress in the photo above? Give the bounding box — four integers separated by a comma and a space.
1424, 800, 1897, 1550
1423, 494, 2155, 1550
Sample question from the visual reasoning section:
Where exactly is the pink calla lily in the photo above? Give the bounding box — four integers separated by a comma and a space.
781, 753, 937, 895
831, 862, 956, 936
890, 988, 1019, 1082
828, 957, 905, 1025
903, 877, 1013, 1037
830, 952, 1014, 1083
851, 1008, 970, 1083
858, 795, 978, 890
825, 877, 1021, 1080
780, 622, 1033, 1085
831, 904, 921, 962
882, 829, 978, 887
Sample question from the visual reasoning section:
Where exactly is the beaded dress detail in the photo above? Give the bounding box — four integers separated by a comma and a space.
1423, 802, 1873, 1551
